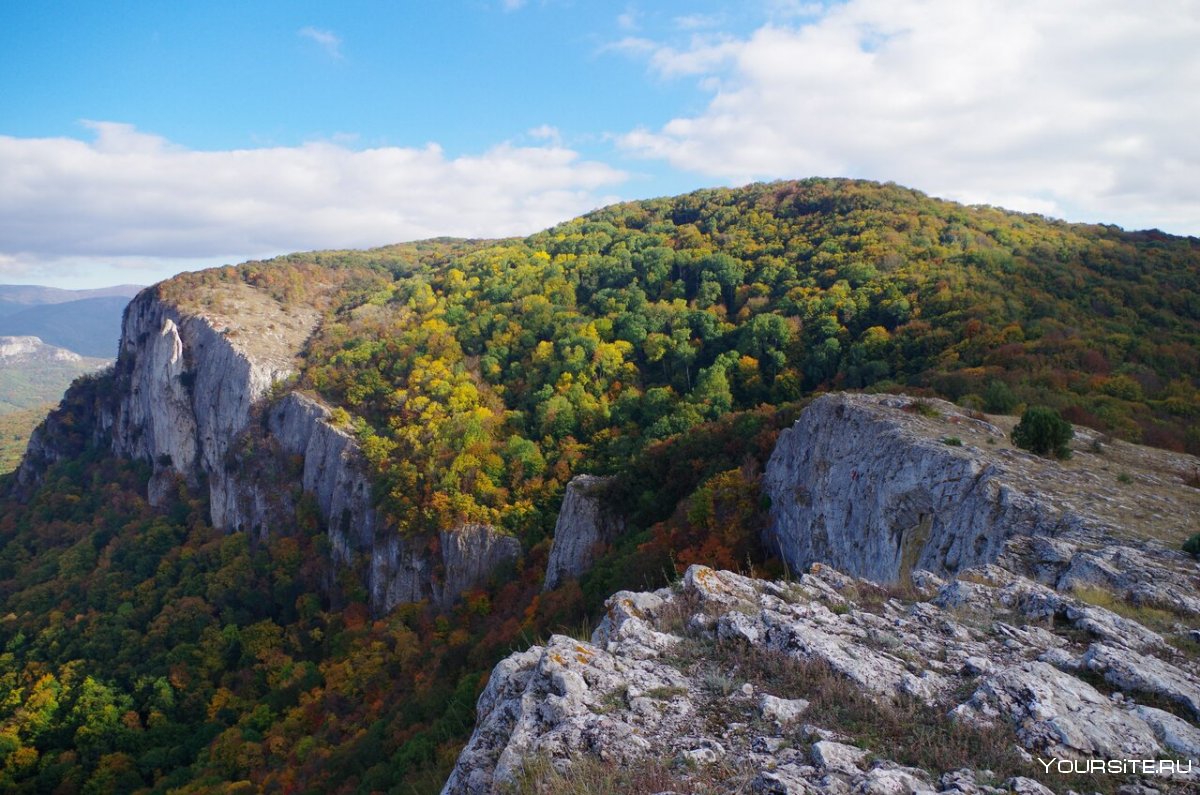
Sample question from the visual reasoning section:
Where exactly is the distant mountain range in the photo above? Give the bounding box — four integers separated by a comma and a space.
0, 283, 142, 358
0, 335, 110, 413
0, 283, 142, 307
0, 335, 112, 473
0, 284, 139, 472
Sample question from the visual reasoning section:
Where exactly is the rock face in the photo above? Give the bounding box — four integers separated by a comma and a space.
543, 475, 625, 590
108, 287, 310, 511
763, 393, 1200, 596
16, 283, 521, 614
439, 524, 522, 606
764, 393, 1015, 581
447, 394, 1200, 794
446, 563, 1200, 794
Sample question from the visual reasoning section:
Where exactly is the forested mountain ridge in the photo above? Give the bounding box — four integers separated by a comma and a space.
161, 178, 1200, 540
1, 178, 1199, 793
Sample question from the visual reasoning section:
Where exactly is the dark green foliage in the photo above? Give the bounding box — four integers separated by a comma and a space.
1184, 533, 1200, 559
982, 380, 1018, 414
1012, 406, 1074, 458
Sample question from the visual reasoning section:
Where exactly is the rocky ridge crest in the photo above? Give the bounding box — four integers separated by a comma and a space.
446, 560, 1199, 794
16, 283, 519, 612
447, 394, 1200, 794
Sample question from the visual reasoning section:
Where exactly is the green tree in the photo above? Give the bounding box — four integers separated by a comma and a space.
983, 380, 1018, 414
1011, 406, 1074, 458
690, 355, 735, 419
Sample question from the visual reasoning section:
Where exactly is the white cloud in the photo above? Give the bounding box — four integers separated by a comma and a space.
502, 0, 527, 11
298, 26, 343, 59
673, 13, 727, 31
527, 124, 563, 145
646, 35, 742, 78
601, 36, 658, 57
0, 123, 627, 286
618, 0, 1200, 234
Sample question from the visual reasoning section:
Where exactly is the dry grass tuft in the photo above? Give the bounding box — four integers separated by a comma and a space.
505, 752, 747, 795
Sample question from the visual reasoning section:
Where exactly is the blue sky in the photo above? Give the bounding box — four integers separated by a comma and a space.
2, 0, 1197, 288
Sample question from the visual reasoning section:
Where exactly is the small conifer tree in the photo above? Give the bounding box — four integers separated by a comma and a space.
1011, 406, 1073, 459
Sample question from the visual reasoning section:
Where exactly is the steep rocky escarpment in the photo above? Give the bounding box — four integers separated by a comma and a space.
219, 391, 520, 612
15, 280, 321, 508
109, 282, 319, 510
447, 394, 1200, 794
17, 282, 520, 613
543, 474, 626, 591
763, 393, 1200, 600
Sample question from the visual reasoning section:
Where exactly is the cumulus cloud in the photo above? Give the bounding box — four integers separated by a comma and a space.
0, 122, 626, 284
618, 0, 1200, 234
298, 26, 343, 59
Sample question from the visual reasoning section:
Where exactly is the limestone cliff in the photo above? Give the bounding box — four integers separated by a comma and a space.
16, 282, 520, 613
446, 394, 1200, 794
109, 286, 310, 510
542, 474, 625, 591
763, 393, 1200, 605
445, 562, 1199, 794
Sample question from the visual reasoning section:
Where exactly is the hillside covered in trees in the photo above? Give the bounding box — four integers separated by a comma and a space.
1, 179, 1198, 793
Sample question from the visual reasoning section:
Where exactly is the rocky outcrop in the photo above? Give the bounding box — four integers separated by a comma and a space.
543, 475, 625, 590
110, 287, 308, 511
764, 394, 1038, 582
448, 394, 1200, 793
446, 564, 1200, 794
367, 521, 522, 612
439, 524, 522, 606
0, 335, 91, 364
763, 393, 1200, 597
16, 282, 521, 614
246, 393, 519, 613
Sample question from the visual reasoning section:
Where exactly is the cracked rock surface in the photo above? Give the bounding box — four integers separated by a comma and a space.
445, 564, 1199, 794
448, 394, 1199, 794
